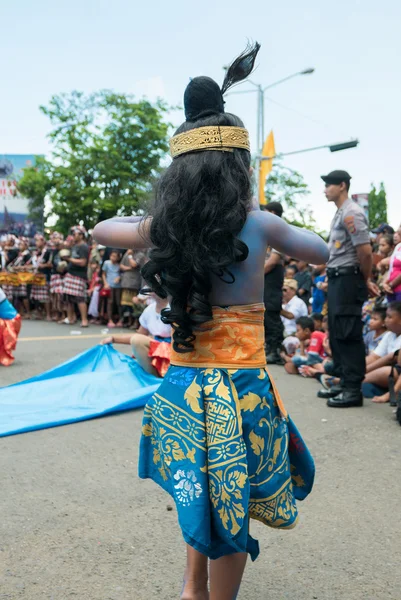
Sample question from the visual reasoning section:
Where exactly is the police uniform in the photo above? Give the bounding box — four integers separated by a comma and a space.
326, 192, 370, 401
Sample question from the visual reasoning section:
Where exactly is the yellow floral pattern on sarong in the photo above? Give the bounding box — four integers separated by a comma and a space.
138, 303, 314, 560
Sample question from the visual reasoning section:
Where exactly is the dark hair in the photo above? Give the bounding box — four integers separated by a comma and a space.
286, 264, 298, 273
110, 249, 121, 256
296, 316, 315, 332
141, 43, 260, 352
388, 301, 401, 316
265, 201, 283, 218
311, 312, 323, 322
380, 233, 394, 247
142, 113, 252, 352
372, 306, 386, 320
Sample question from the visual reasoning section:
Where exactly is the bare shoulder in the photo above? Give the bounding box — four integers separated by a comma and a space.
247, 209, 330, 265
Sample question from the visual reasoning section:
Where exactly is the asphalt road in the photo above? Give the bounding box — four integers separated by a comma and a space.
1, 321, 400, 600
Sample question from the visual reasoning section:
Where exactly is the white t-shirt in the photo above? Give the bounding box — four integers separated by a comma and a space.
374, 331, 401, 358
281, 295, 308, 336
139, 303, 171, 338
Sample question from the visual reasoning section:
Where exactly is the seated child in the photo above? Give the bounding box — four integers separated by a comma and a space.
101, 293, 171, 377
283, 316, 325, 375
363, 307, 387, 355
362, 302, 401, 402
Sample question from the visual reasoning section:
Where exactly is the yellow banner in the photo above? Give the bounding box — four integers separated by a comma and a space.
259, 130, 275, 206
0, 272, 47, 286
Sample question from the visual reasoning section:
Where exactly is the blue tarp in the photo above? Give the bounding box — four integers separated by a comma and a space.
0, 345, 161, 438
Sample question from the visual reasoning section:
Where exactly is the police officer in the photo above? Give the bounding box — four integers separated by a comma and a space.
318, 170, 379, 407
263, 201, 285, 363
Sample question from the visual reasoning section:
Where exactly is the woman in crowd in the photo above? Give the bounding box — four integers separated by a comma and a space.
93, 43, 328, 600
119, 248, 146, 327
382, 224, 401, 303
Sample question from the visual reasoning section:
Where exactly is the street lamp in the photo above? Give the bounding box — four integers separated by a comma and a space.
258, 139, 359, 161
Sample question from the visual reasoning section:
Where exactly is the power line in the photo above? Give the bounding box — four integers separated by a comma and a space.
264, 95, 336, 133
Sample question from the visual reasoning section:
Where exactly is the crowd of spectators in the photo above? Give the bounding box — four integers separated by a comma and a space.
1, 213, 401, 417
0, 226, 150, 330
264, 218, 401, 418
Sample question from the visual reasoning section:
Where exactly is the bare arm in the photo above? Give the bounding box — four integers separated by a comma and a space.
366, 352, 396, 373
256, 211, 329, 265
102, 272, 109, 288
68, 257, 87, 267
356, 243, 373, 281
281, 308, 295, 319
93, 216, 152, 250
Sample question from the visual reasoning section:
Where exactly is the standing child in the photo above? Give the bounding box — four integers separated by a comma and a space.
88, 260, 102, 323
102, 250, 122, 328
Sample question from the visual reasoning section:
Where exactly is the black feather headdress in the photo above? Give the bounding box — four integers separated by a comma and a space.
184, 41, 261, 122
221, 41, 261, 95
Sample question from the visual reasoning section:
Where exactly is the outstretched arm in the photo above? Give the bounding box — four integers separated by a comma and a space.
93, 216, 152, 250
256, 211, 329, 265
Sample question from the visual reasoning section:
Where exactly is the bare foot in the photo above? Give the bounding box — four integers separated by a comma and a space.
372, 393, 390, 403
181, 577, 209, 600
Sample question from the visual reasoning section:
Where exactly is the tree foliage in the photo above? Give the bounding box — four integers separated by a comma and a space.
17, 90, 170, 233
368, 182, 388, 230
263, 163, 323, 233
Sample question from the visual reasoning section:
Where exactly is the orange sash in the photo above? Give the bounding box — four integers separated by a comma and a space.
170, 303, 266, 369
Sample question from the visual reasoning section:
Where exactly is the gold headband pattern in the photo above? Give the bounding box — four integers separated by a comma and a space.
170, 126, 250, 158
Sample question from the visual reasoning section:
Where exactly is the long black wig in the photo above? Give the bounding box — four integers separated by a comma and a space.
141, 43, 261, 352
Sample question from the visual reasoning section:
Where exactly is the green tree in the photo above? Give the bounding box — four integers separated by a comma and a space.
368, 182, 388, 230
18, 90, 170, 234
263, 162, 323, 233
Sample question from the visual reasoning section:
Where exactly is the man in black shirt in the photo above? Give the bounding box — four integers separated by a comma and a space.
263, 202, 285, 364
63, 226, 90, 327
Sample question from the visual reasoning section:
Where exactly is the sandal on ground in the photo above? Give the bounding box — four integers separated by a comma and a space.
59, 318, 77, 325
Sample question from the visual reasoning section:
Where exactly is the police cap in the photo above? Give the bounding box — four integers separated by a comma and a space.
321, 170, 352, 185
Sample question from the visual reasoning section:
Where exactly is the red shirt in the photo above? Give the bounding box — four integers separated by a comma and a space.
308, 331, 326, 358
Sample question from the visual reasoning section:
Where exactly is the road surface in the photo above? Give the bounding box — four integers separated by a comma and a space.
1, 321, 400, 599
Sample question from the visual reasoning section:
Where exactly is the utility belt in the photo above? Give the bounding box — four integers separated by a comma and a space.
327, 266, 361, 279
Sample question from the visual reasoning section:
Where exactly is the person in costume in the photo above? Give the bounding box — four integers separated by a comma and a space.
30, 234, 53, 321
93, 43, 329, 600
101, 293, 171, 377
0, 287, 21, 366
7, 237, 32, 318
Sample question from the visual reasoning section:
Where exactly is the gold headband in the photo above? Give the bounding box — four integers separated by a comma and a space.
169, 125, 250, 158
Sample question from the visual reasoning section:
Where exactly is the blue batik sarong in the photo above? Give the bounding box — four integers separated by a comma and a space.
138, 304, 314, 561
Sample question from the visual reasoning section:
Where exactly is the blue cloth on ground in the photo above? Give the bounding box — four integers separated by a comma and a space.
0, 345, 161, 438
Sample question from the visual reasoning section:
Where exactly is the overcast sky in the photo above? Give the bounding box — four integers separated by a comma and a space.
2, 0, 400, 230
